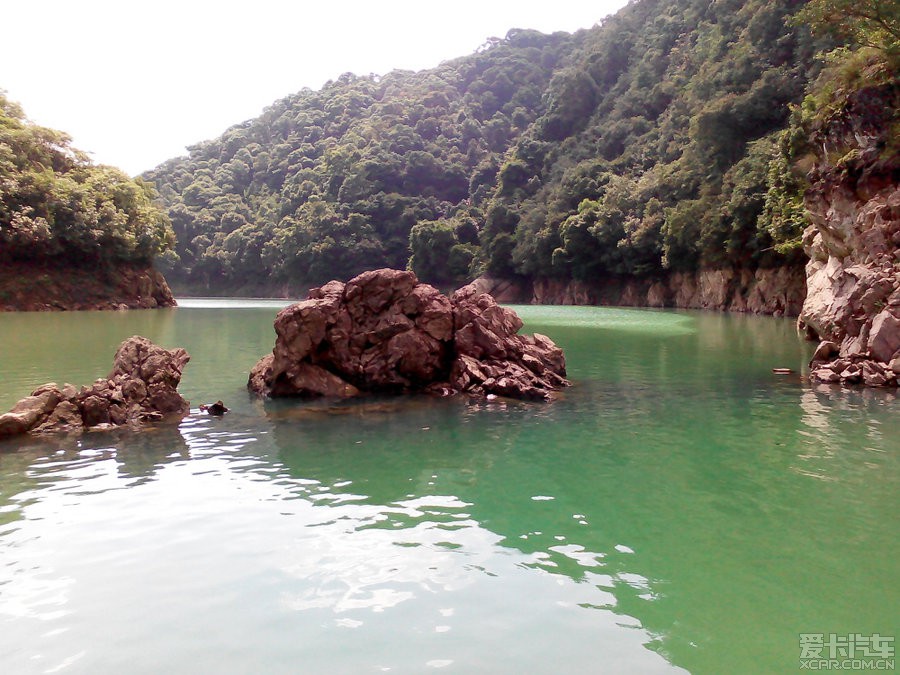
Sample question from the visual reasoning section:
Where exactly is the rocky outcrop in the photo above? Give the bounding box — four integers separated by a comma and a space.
477, 266, 807, 316
0, 336, 190, 439
798, 83, 899, 386
0, 261, 176, 311
248, 269, 569, 401
469, 276, 532, 304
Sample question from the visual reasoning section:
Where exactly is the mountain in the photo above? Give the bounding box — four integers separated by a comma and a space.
143, 27, 575, 294
144, 0, 891, 313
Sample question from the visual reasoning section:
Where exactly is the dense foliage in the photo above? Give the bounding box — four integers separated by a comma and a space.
484, 0, 834, 283
795, 0, 899, 60
761, 0, 899, 254
0, 94, 174, 266
146, 0, 843, 290
144, 29, 572, 289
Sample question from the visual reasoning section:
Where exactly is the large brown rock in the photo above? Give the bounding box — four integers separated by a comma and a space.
449, 283, 568, 399
248, 269, 569, 401
867, 309, 900, 363
0, 336, 190, 440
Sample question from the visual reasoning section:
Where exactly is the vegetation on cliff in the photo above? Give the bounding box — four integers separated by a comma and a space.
478, 0, 831, 284
0, 94, 174, 269
143, 0, 862, 293
784, 0, 900, 386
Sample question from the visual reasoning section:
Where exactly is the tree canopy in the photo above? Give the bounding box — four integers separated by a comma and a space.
143, 28, 571, 289
0, 93, 174, 266
794, 0, 900, 60
143, 0, 880, 291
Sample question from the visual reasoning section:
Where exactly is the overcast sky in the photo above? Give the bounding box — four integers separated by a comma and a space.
2, 0, 630, 176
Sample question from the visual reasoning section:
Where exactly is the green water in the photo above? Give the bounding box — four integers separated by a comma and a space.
0, 301, 897, 674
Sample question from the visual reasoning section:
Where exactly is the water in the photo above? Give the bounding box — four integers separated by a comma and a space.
0, 300, 897, 674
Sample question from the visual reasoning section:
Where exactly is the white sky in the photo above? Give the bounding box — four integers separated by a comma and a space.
2, 0, 630, 176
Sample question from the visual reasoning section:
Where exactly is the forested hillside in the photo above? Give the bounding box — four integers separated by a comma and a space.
0, 94, 173, 267
480, 0, 825, 280
144, 29, 574, 291
0, 95, 176, 309
145, 0, 843, 294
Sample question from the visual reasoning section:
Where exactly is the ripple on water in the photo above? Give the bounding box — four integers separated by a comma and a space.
2, 302, 895, 674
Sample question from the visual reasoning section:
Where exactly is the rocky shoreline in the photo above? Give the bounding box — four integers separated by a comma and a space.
0, 261, 176, 311
472, 265, 807, 316
797, 82, 899, 388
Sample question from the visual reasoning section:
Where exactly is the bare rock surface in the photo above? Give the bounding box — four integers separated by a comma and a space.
799, 84, 899, 387
0, 336, 190, 439
0, 262, 176, 312
487, 265, 807, 316
248, 269, 569, 401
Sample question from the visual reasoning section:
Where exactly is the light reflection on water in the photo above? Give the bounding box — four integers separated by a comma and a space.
0, 414, 680, 674
175, 297, 297, 310
0, 303, 897, 674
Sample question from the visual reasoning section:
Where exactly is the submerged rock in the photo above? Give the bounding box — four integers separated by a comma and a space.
0, 336, 190, 439
199, 401, 229, 416
248, 268, 569, 401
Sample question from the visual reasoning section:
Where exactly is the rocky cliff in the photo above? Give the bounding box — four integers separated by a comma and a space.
799, 83, 900, 386
474, 266, 807, 316
0, 261, 177, 311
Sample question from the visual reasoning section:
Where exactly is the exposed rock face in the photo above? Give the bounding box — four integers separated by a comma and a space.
799, 84, 899, 387
248, 269, 569, 401
0, 261, 176, 311
478, 266, 807, 316
469, 276, 532, 304
450, 283, 569, 399
0, 336, 190, 439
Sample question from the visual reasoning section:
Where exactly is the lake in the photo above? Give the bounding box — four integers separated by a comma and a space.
1, 300, 897, 674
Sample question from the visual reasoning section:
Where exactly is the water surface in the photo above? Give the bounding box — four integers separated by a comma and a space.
1, 300, 897, 674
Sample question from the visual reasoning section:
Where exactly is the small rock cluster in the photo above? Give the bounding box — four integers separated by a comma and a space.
0, 336, 190, 438
809, 337, 900, 387
248, 268, 569, 401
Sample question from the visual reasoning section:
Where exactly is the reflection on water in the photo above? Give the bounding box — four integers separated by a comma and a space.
0, 410, 681, 674
511, 305, 697, 335
176, 297, 297, 309
0, 304, 897, 674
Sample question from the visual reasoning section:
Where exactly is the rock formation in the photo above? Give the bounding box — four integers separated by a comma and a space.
798, 83, 900, 387
0, 336, 190, 438
514, 266, 807, 315
0, 262, 176, 312
248, 269, 569, 401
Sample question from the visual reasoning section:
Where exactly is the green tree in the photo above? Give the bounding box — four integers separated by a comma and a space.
409, 220, 457, 284
795, 0, 900, 60
0, 92, 173, 266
